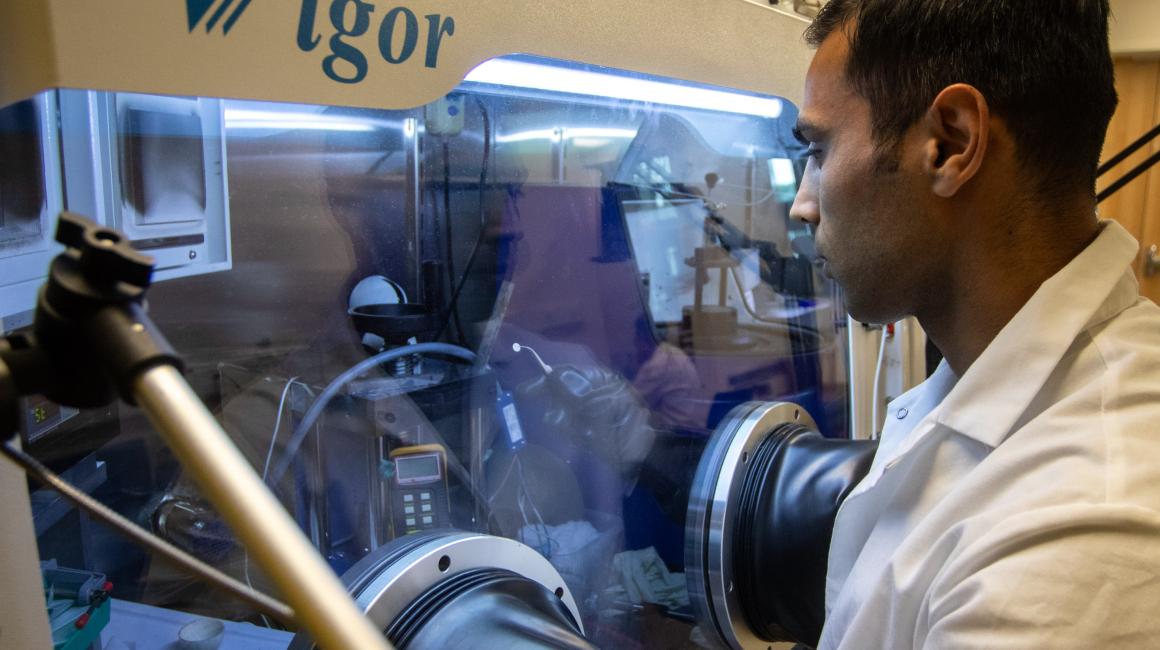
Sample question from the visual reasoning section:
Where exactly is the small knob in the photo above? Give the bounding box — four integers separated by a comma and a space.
55, 212, 155, 290
54, 211, 89, 248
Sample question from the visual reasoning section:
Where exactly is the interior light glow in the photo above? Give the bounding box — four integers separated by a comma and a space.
769, 158, 797, 187
465, 59, 782, 119
567, 128, 638, 139
769, 158, 799, 202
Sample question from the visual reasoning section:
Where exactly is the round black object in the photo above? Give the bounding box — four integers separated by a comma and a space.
349, 303, 438, 343
733, 426, 877, 647
388, 568, 594, 650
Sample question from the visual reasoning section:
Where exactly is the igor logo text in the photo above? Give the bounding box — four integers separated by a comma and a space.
297, 0, 456, 84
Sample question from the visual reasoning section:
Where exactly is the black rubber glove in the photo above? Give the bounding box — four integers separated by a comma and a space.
737, 427, 877, 648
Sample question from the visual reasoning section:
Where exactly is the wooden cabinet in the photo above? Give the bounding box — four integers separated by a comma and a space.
1099, 58, 1160, 303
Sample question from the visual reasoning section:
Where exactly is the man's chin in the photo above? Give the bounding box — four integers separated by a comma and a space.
842, 294, 904, 325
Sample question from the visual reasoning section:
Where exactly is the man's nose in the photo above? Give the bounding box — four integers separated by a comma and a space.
789, 168, 819, 225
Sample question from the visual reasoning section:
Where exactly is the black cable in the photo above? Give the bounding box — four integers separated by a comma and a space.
442, 139, 468, 345
435, 99, 492, 344
0, 438, 295, 625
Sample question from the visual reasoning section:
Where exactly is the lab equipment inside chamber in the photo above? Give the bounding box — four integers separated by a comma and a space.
3, 54, 849, 647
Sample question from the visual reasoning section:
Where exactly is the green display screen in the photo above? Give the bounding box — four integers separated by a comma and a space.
396, 454, 440, 481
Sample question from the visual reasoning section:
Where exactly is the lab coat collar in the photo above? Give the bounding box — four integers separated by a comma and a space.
934, 220, 1140, 448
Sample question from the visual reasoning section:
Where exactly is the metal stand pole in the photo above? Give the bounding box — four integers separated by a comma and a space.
134, 366, 393, 650
0, 213, 395, 650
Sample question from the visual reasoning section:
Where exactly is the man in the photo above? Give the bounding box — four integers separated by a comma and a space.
788, 1, 1160, 648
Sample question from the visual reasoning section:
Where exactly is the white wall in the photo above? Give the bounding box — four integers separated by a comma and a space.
1110, 0, 1160, 57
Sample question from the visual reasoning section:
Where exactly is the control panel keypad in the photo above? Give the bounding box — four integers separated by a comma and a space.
395, 488, 444, 535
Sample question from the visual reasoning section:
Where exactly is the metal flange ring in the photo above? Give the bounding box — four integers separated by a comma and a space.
289, 531, 582, 648
685, 401, 815, 650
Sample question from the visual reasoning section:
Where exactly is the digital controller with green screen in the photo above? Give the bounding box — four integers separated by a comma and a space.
389, 445, 451, 536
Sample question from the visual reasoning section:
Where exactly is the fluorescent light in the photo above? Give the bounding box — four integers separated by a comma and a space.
495, 126, 638, 145
225, 120, 374, 132
465, 58, 782, 119
496, 128, 560, 144
224, 108, 386, 132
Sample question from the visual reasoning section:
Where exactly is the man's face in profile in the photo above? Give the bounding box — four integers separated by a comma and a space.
790, 31, 943, 324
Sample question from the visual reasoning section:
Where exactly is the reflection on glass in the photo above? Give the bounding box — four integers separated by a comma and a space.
0, 94, 60, 331
0, 98, 45, 239
13, 55, 847, 647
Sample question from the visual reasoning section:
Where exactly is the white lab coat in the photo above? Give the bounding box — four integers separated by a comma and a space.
820, 220, 1160, 649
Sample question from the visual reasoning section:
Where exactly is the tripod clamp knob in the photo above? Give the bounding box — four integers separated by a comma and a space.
28, 212, 181, 409
54, 211, 154, 298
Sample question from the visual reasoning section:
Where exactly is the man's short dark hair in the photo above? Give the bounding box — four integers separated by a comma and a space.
805, 0, 1117, 198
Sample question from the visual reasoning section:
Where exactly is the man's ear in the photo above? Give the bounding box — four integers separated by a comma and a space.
922, 84, 989, 198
